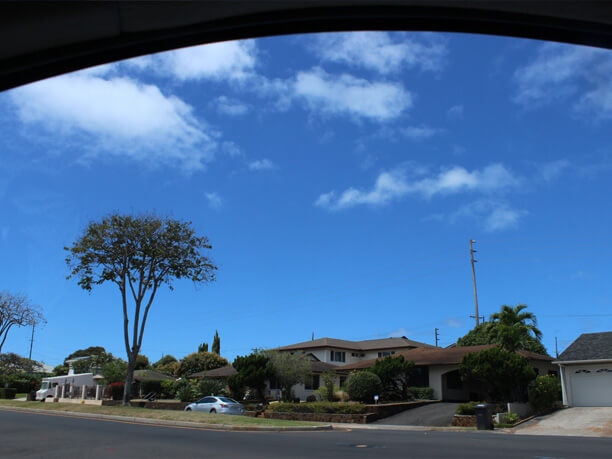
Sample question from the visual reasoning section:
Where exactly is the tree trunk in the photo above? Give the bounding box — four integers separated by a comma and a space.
122, 358, 136, 406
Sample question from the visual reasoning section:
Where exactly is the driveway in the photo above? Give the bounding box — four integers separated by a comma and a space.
374, 402, 460, 426
514, 407, 612, 438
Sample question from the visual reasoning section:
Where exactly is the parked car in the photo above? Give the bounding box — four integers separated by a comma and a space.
184, 396, 245, 415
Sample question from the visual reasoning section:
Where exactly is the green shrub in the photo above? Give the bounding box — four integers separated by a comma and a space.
507, 412, 519, 423
456, 401, 478, 415
176, 381, 196, 402
197, 379, 224, 398
405, 387, 434, 400
320, 371, 336, 402
267, 402, 369, 414
140, 380, 162, 396
159, 380, 178, 399
227, 374, 245, 401
347, 371, 383, 404
0, 388, 17, 399
529, 375, 561, 414
306, 394, 317, 402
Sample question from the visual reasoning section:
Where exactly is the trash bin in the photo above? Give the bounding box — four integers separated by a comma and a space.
475, 404, 494, 430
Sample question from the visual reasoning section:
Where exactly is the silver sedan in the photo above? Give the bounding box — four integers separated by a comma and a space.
184, 396, 245, 415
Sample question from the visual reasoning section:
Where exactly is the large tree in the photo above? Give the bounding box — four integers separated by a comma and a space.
176, 351, 228, 378
233, 353, 273, 403
460, 347, 536, 402
370, 355, 415, 400
65, 213, 217, 404
457, 304, 547, 355
212, 330, 220, 355
265, 351, 312, 402
0, 291, 45, 353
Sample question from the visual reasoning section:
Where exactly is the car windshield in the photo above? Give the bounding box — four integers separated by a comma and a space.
3, 13, 612, 457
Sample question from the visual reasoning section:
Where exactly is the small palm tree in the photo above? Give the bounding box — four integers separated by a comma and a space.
489, 304, 542, 351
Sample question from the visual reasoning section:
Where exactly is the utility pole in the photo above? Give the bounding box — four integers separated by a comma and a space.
470, 239, 480, 326
435, 328, 440, 347
28, 325, 35, 360
555, 337, 559, 358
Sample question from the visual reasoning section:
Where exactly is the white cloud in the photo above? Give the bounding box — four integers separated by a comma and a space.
485, 206, 526, 231
205, 192, 223, 209
124, 40, 257, 82
446, 104, 464, 120
248, 159, 277, 171
293, 68, 412, 121
539, 159, 571, 182
221, 141, 244, 158
513, 43, 612, 117
315, 163, 520, 211
215, 96, 250, 116
9, 73, 216, 169
444, 318, 464, 329
451, 199, 527, 232
401, 125, 440, 141
312, 32, 446, 74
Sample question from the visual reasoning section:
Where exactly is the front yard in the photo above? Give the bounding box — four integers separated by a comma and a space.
0, 400, 320, 427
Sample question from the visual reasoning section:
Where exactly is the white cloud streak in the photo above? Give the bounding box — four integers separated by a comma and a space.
293, 68, 412, 121
315, 163, 520, 211
401, 126, 441, 141
9, 73, 216, 169
248, 159, 277, 171
514, 43, 612, 117
312, 32, 447, 74
205, 192, 223, 209
124, 41, 258, 82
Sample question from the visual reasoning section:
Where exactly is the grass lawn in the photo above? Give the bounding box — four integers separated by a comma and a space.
15, 393, 27, 399
0, 400, 319, 427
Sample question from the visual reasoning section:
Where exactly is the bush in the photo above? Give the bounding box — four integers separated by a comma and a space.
529, 375, 561, 414
227, 374, 245, 401
140, 380, 162, 396
306, 394, 317, 403
320, 371, 336, 402
159, 380, 178, 399
197, 379, 224, 398
405, 387, 434, 400
456, 401, 478, 415
177, 352, 228, 378
347, 371, 383, 403
267, 402, 369, 414
109, 382, 124, 401
0, 388, 17, 399
176, 381, 196, 402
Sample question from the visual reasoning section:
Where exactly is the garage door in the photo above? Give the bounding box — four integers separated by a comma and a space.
569, 365, 612, 407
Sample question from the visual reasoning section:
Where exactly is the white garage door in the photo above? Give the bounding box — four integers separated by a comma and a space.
569, 364, 612, 407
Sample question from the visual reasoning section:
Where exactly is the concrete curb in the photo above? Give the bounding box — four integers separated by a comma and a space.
330, 422, 478, 432
0, 406, 332, 432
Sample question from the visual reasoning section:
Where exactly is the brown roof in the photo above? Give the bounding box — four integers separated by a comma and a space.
133, 369, 176, 382
189, 365, 237, 379
338, 345, 552, 371
273, 336, 435, 352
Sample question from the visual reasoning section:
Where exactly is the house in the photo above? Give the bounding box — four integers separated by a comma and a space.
190, 336, 434, 401
554, 331, 612, 407
273, 336, 435, 366
338, 344, 555, 401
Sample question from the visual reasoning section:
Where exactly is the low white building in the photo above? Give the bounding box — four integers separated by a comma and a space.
554, 332, 612, 407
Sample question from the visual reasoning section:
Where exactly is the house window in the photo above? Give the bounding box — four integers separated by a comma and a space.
377, 351, 396, 357
305, 375, 320, 390
330, 351, 345, 362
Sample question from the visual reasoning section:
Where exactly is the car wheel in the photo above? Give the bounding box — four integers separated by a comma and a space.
185, 407, 191, 412
210, 408, 216, 414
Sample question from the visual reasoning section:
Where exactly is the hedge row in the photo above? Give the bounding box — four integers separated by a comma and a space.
406, 387, 434, 400
267, 402, 369, 414
0, 388, 17, 399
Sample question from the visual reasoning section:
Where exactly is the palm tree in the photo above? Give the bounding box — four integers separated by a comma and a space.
489, 304, 542, 351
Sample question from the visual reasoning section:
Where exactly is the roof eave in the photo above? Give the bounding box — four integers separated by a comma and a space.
553, 358, 612, 365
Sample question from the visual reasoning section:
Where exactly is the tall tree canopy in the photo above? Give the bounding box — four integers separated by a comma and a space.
176, 351, 228, 378
264, 351, 312, 402
232, 353, 273, 403
457, 304, 547, 354
65, 213, 217, 404
370, 355, 414, 400
0, 291, 45, 353
212, 330, 220, 355
460, 347, 536, 402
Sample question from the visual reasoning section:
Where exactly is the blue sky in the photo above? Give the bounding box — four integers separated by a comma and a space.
2, 32, 612, 366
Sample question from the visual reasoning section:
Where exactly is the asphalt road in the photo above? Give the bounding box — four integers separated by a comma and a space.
2, 410, 612, 458
374, 402, 460, 426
